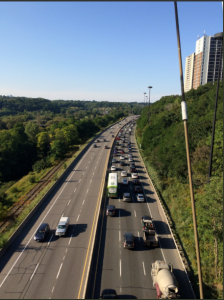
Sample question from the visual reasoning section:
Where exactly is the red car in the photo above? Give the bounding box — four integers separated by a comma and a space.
120, 150, 124, 154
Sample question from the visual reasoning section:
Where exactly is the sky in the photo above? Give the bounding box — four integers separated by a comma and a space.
0, 2, 223, 103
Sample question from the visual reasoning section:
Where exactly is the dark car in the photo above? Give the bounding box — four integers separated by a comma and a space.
130, 162, 135, 167
106, 205, 115, 216
132, 179, 140, 185
120, 161, 125, 166
123, 233, 135, 249
34, 223, 50, 242
130, 167, 136, 172
100, 289, 117, 299
97, 139, 100, 142
104, 145, 109, 149
93, 144, 97, 148
134, 185, 142, 193
104, 139, 106, 142
112, 135, 114, 137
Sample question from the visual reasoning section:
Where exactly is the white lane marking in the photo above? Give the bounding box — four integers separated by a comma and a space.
52, 286, 54, 293
138, 232, 140, 241
120, 259, 122, 277
56, 263, 63, 279
119, 231, 121, 242
88, 161, 90, 163
47, 234, 54, 246
65, 249, 68, 253
67, 199, 71, 206
76, 214, 80, 222
83, 172, 85, 175
93, 173, 95, 176
68, 235, 73, 245
74, 188, 77, 192
82, 199, 85, 205
30, 263, 39, 281
79, 179, 81, 183
142, 262, 146, 275
63, 256, 65, 261
134, 210, 136, 217
86, 189, 89, 194
90, 179, 92, 183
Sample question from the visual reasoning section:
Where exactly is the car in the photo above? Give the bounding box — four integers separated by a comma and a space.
103, 139, 106, 142
113, 153, 117, 157
121, 170, 127, 176
121, 144, 125, 148
106, 205, 116, 216
130, 162, 135, 167
130, 167, 136, 172
112, 135, 114, 137
120, 155, 124, 160
132, 179, 140, 185
110, 131, 112, 133
128, 148, 132, 152
128, 141, 131, 144
93, 144, 97, 148
128, 157, 133, 162
123, 233, 135, 249
34, 223, 50, 242
120, 161, 125, 166
120, 150, 124, 154
100, 288, 117, 298
112, 158, 116, 163
137, 194, 145, 202
123, 192, 131, 202
122, 179, 128, 185
128, 153, 132, 157
97, 139, 100, 142
104, 145, 109, 149
111, 166, 116, 171
134, 185, 142, 193
132, 173, 138, 178
114, 146, 118, 150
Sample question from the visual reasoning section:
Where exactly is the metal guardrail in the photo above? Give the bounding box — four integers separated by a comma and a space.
134, 128, 196, 299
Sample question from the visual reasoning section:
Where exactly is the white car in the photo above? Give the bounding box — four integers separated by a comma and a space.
128, 157, 133, 162
121, 171, 127, 177
120, 155, 125, 160
111, 166, 116, 171
137, 194, 145, 202
122, 179, 128, 185
132, 173, 138, 179
128, 154, 132, 157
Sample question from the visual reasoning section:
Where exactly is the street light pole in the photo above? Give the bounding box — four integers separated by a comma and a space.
148, 86, 152, 125
144, 92, 146, 107
207, 32, 223, 183
174, 2, 203, 299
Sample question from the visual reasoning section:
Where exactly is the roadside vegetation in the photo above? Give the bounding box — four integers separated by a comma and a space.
136, 80, 223, 299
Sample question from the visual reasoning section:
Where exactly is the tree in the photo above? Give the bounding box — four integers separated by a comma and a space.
36, 132, 50, 157
25, 122, 39, 143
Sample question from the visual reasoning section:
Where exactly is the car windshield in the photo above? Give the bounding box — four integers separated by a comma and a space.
58, 225, 66, 229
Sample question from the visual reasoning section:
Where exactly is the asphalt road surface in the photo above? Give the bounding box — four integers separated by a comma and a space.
0, 117, 134, 299
89, 124, 195, 299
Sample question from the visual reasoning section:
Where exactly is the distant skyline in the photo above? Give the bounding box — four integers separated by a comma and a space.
0, 2, 222, 103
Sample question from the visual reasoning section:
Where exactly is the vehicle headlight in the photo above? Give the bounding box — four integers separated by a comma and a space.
34, 236, 36, 240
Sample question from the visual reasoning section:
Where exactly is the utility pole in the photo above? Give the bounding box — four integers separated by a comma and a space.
207, 32, 223, 183
147, 86, 152, 125
174, 2, 203, 299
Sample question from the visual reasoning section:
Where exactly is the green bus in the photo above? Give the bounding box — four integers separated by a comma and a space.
107, 173, 118, 198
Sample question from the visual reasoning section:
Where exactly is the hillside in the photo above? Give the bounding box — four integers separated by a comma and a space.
136, 81, 223, 299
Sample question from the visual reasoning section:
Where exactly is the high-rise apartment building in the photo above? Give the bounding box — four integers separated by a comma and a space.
184, 32, 223, 92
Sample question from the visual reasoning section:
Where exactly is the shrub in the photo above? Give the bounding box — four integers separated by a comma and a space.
53, 173, 58, 181
29, 175, 35, 183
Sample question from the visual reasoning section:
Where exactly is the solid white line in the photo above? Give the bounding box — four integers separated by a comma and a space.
67, 199, 71, 205
56, 263, 63, 279
142, 261, 146, 275
77, 214, 80, 221
134, 210, 136, 217
47, 234, 54, 246
120, 259, 122, 277
30, 263, 39, 280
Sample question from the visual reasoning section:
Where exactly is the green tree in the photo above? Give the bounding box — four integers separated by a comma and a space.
25, 122, 39, 143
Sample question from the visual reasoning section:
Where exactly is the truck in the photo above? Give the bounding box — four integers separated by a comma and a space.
141, 215, 155, 232
151, 261, 180, 299
55, 217, 69, 236
143, 231, 159, 247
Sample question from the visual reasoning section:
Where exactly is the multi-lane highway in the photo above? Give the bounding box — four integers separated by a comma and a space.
89, 122, 195, 299
0, 117, 133, 299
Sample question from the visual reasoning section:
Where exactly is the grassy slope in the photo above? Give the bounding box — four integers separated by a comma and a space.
136, 81, 223, 299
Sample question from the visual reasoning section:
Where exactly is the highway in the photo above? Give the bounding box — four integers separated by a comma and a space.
0, 117, 133, 299
88, 123, 195, 299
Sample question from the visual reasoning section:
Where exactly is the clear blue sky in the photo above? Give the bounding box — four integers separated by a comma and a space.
0, 2, 222, 103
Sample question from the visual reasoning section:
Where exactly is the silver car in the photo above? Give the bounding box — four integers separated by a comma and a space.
123, 193, 131, 202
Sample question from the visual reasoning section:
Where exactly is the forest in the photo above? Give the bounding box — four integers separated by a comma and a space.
0, 97, 142, 208
136, 80, 223, 299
